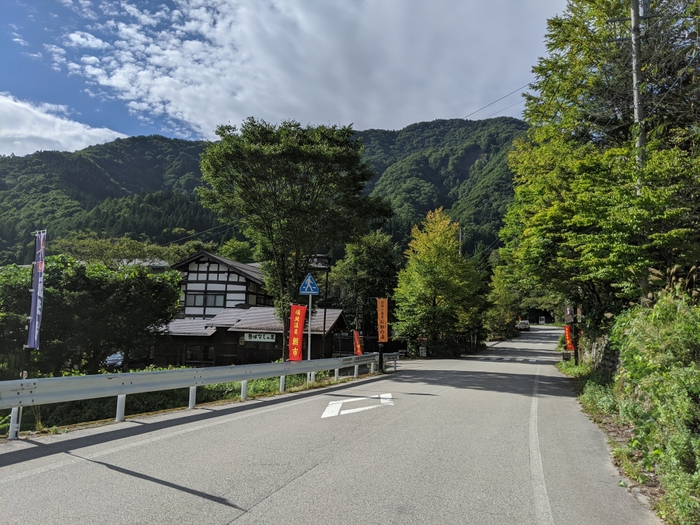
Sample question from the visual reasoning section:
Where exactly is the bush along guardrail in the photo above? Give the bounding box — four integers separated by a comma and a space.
1, 353, 380, 440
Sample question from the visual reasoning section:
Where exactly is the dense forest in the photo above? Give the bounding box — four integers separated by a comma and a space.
0, 118, 524, 264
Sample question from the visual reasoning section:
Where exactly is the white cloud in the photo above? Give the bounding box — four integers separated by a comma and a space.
0, 93, 126, 156
47, 0, 567, 136
65, 30, 109, 49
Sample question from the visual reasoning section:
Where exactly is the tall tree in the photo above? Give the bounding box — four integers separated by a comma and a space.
330, 231, 402, 332
525, 0, 700, 150
0, 256, 181, 377
393, 209, 482, 355
198, 118, 391, 353
499, 0, 700, 329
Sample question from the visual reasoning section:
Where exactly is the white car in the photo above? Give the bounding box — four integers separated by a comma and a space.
517, 320, 530, 331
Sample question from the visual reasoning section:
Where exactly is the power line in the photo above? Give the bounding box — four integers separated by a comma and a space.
484, 100, 525, 119
464, 83, 531, 119
165, 223, 230, 245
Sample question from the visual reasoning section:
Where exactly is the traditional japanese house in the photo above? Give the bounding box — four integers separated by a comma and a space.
161, 306, 348, 367
171, 252, 274, 319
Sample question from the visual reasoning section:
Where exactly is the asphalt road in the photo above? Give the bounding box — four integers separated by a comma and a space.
0, 326, 661, 525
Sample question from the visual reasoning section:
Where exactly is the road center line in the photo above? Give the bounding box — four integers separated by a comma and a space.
530, 365, 555, 525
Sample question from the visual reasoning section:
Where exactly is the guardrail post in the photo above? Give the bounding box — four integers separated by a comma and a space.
8, 407, 21, 440
188, 386, 197, 409
334, 368, 339, 382
371, 362, 375, 374
116, 394, 126, 422
354, 365, 359, 378
280, 375, 286, 392
241, 380, 247, 400
394, 358, 397, 372
310, 372, 316, 383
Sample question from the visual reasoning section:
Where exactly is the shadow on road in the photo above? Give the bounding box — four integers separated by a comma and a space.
389, 368, 576, 400
0, 375, 388, 468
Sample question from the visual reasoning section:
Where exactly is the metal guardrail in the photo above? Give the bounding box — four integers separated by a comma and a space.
1, 353, 380, 439
383, 352, 400, 372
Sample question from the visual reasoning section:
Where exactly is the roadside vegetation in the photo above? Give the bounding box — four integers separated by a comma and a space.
559, 290, 700, 525
493, 1, 700, 523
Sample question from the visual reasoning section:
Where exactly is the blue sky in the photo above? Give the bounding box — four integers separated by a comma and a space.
1, 0, 566, 156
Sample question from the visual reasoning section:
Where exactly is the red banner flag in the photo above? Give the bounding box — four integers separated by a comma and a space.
288, 304, 307, 361
564, 325, 575, 351
377, 298, 389, 343
353, 330, 363, 355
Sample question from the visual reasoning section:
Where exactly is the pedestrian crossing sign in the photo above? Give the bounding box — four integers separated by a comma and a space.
299, 273, 320, 295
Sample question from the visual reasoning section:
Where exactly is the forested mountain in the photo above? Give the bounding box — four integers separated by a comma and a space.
357, 117, 527, 250
0, 136, 213, 263
0, 118, 525, 264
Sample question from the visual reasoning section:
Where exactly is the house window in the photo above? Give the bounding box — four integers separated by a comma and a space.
185, 294, 204, 307
186, 293, 224, 307
206, 294, 225, 307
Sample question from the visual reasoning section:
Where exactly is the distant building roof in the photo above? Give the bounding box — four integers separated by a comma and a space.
206, 306, 345, 335
171, 251, 264, 285
168, 319, 217, 337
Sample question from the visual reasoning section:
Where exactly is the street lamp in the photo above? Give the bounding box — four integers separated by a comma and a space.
308, 254, 333, 356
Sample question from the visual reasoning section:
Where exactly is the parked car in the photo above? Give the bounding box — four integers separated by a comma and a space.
103, 352, 124, 369
517, 320, 530, 331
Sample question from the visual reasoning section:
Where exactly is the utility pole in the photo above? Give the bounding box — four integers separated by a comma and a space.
631, 0, 646, 182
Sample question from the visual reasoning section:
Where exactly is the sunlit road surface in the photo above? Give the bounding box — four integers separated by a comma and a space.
0, 326, 660, 525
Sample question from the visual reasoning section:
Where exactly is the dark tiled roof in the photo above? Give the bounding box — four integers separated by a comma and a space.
205, 306, 345, 335
167, 319, 217, 337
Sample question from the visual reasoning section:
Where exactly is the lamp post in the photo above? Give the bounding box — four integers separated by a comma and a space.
308, 254, 332, 356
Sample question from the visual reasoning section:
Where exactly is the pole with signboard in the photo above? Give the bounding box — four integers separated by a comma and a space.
299, 273, 320, 382
9, 230, 46, 440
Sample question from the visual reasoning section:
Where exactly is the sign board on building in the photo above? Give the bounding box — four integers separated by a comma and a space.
244, 333, 276, 343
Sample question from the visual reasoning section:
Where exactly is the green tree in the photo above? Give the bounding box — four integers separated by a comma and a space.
198, 118, 391, 352
0, 256, 180, 377
330, 231, 402, 331
525, 0, 700, 150
50, 232, 219, 266
218, 238, 255, 263
393, 209, 482, 355
482, 265, 522, 339
497, 0, 700, 329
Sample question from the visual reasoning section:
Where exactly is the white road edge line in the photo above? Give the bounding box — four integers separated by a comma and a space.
530, 365, 555, 525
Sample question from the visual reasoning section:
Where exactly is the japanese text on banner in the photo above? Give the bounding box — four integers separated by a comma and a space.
377, 297, 389, 343
288, 304, 307, 361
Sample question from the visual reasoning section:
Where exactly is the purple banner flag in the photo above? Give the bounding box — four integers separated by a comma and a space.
26, 230, 46, 350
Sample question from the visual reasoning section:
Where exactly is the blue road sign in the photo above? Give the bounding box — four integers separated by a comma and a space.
299, 273, 320, 295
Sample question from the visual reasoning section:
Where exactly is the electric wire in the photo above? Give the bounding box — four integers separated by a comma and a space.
463, 83, 531, 119
484, 100, 526, 119
165, 223, 230, 245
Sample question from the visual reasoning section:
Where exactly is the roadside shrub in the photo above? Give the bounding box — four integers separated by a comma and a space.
611, 292, 700, 524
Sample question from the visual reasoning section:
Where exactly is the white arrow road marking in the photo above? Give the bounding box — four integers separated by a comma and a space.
321, 394, 394, 418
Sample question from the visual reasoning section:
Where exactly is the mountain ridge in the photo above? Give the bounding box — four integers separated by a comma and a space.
0, 117, 525, 264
